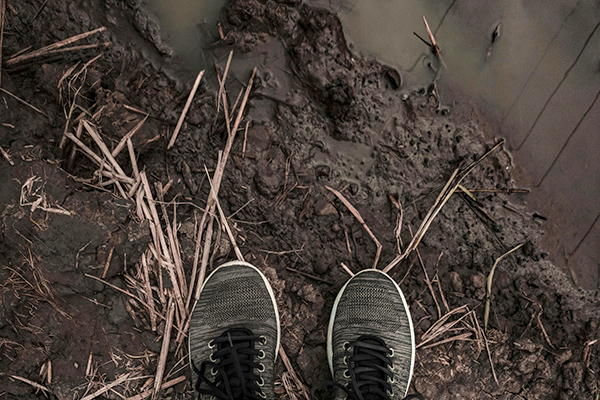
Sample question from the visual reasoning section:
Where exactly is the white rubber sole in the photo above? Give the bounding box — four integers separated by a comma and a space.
326, 268, 416, 397
188, 260, 281, 363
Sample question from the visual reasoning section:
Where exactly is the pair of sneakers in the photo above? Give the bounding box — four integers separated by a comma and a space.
189, 261, 422, 400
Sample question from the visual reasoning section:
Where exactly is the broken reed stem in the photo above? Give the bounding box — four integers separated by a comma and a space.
10, 375, 50, 393
6, 27, 106, 67
83, 121, 128, 178
419, 332, 473, 350
81, 373, 131, 400
1, 146, 14, 165
167, 70, 205, 150
279, 346, 310, 400
191, 70, 258, 303
484, 242, 525, 330
242, 120, 249, 158
97, 169, 135, 185
418, 304, 469, 348
211, 68, 257, 204
127, 138, 140, 179
84, 273, 175, 330
325, 185, 382, 269
389, 194, 404, 254
101, 246, 114, 279
215, 50, 233, 118
141, 172, 186, 321
205, 166, 244, 261
196, 204, 216, 301
415, 245, 441, 319
422, 16, 447, 69
383, 140, 505, 274
113, 116, 148, 157
0, 87, 48, 116
156, 183, 187, 301
187, 210, 208, 311
481, 328, 499, 385
12, 42, 110, 62
153, 296, 175, 400
67, 120, 84, 169
340, 262, 355, 277
141, 253, 157, 332
125, 376, 186, 400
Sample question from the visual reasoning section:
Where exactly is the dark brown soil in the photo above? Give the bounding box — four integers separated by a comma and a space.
1, 0, 599, 399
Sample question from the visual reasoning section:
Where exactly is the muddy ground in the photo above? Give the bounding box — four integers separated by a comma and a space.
1, 0, 599, 399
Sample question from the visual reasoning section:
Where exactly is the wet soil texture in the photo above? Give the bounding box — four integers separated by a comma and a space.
1, 1, 599, 399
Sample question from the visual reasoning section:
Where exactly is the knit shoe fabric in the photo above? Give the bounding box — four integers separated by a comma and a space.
189, 261, 280, 400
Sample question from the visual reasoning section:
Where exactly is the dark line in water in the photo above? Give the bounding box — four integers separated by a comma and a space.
501, 1, 582, 139
569, 212, 600, 257
434, 0, 457, 36
535, 86, 600, 187
515, 18, 600, 150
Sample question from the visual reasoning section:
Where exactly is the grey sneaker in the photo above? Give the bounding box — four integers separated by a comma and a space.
326, 269, 416, 400
189, 261, 280, 400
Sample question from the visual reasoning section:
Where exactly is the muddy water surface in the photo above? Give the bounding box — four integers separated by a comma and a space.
316, 0, 600, 290
144, 0, 228, 70
148, 0, 600, 290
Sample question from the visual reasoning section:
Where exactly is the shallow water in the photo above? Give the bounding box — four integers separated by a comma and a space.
147, 0, 600, 290
144, 0, 228, 70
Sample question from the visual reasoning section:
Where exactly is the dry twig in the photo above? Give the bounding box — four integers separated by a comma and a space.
0, 87, 48, 116
125, 376, 186, 400
1, 146, 14, 165
167, 70, 205, 149
279, 346, 310, 400
422, 16, 447, 69
6, 27, 107, 67
205, 165, 244, 261
325, 186, 382, 269
384, 140, 504, 274
153, 296, 175, 400
484, 242, 525, 330
10, 375, 50, 394
80, 373, 131, 400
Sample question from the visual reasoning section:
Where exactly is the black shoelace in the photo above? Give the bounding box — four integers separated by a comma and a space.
311, 335, 424, 400
193, 328, 266, 400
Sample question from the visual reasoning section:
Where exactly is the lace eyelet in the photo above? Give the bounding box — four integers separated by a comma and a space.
208, 339, 216, 349
343, 356, 349, 365
257, 363, 266, 372
211, 367, 218, 376
389, 364, 395, 372
259, 335, 267, 345
387, 348, 395, 358
343, 370, 350, 379
386, 389, 393, 397
258, 350, 266, 359
258, 391, 267, 399
343, 342, 350, 350
257, 377, 265, 387
209, 352, 217, 362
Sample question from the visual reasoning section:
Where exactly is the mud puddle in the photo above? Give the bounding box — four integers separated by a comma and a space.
321, 0, 600, 289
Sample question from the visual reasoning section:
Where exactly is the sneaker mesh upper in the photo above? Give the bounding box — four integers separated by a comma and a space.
201, 276, 273, 327
335, 281, 402, 331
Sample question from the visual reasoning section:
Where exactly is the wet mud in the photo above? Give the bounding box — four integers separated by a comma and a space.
1, 0, 599, 399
